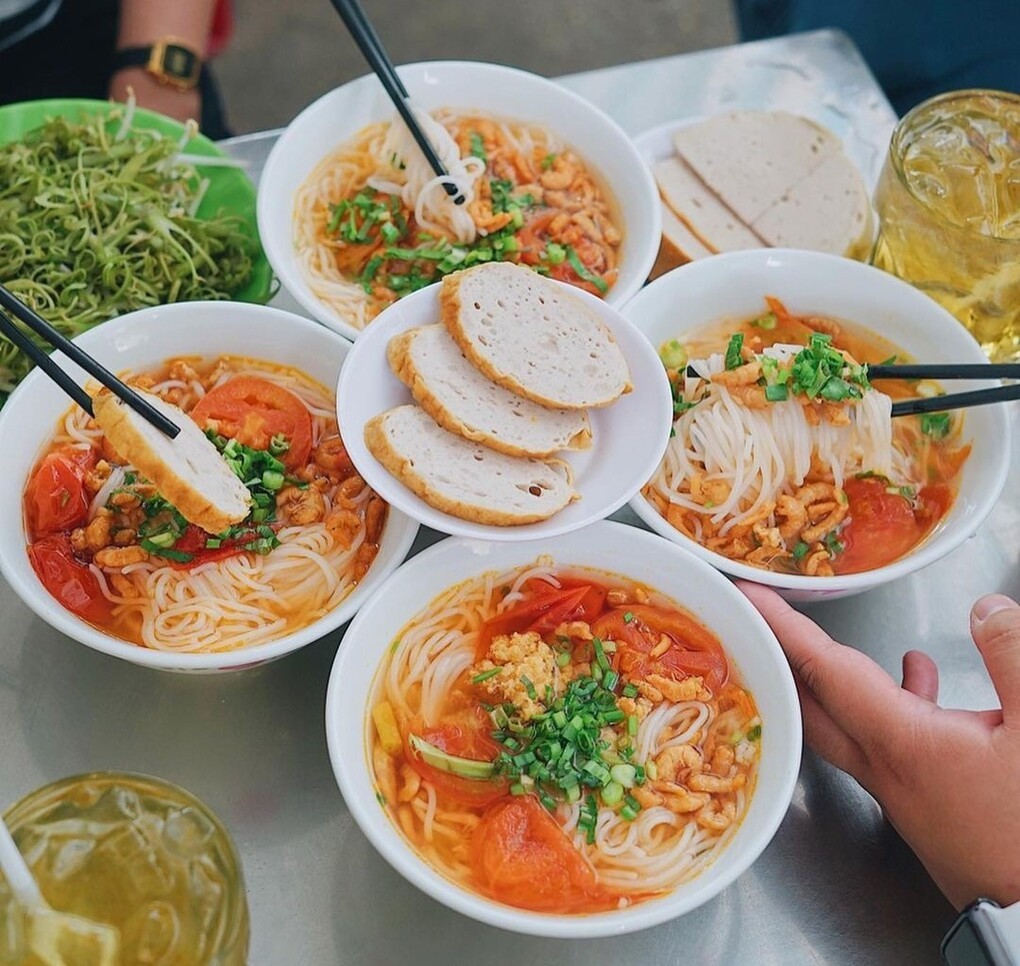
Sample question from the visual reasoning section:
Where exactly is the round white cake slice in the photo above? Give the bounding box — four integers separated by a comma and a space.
387, 324, 592, 459
440, 262, 631, 410
363, 405, 578, 526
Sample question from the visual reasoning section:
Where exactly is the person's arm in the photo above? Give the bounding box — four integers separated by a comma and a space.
738, 582, 1020, 910
108, 0, 218, 124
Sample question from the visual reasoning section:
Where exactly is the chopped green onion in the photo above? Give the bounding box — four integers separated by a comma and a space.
609, 763, 637, 788
468, 132, 487, 161
521, 675, 538, 701
543, 241, 567, 265
765, 384, 789, 402
602, 670, 620, 692
620, 804, 638, 821
622, 683, 638, 699
509, 782, 526, 796
752, 312, 777, 330
540, 152, 558, 170
145, 531, 176, 549
601, 781, 624, 806
724, 333, 744, 370
658, 339, 687, 370
261, 470, 285, 491
472, 667, 503, 684
565, 246, 609, 293
556, 650, 571, 667
268, 434, 290, 457
792, 541, 810, 561
627, 714, 638, 737
920, 412, 952, 439
623, 611, 634, 624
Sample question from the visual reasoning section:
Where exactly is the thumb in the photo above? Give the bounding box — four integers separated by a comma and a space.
970, 595, 1020, 727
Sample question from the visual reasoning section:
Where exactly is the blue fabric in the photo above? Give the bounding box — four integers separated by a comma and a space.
734, 0, 1020, 114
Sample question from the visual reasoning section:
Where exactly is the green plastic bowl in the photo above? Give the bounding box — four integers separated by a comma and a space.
0, 97, 273, 305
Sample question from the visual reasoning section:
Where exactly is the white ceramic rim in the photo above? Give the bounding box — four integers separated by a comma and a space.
623, 249, 1013, 593
0, 301, 420, 671
334, 278, 673, 541
257, 59, 661, 343
325, 520, 802, 937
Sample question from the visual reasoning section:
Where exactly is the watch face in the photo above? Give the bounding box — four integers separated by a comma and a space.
943, 914, 994, 966
163, 43, 198, 81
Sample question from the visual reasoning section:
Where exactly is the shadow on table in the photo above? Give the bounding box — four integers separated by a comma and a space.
8, 611, 346, 851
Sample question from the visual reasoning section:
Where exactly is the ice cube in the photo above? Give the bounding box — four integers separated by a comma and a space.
47, 836, 96, 883
189, 860, 225, 938
97, 825, 173, 900
162, 807, 215, 858
121, 900, 180, 963
25, 907, 120, 966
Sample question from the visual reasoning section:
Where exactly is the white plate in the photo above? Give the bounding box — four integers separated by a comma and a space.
336, 281, 673, 540
631, 115, 704, 168
325, 520, 802, 937
257, 60, 661, 343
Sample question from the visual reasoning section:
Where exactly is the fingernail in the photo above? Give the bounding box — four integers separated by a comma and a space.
972, 594, 1020, 625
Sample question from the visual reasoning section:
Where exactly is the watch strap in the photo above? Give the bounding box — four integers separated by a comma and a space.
111, 38, 203, 91
110, 47, 151, 71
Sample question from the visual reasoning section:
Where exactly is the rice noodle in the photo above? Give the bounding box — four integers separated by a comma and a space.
45, 358, 377, 653
374, 561, 758, 904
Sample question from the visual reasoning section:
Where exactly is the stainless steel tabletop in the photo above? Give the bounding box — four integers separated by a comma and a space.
3, 29, 1013, 965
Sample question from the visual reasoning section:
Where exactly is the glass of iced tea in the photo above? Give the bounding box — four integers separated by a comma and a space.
872, 89, 1020, 361
0, 773, 249, 965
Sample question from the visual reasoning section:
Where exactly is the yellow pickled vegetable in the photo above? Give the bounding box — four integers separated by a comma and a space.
372, 700, 402, 755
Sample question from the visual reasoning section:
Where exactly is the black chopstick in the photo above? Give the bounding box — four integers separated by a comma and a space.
891, 383, 1020, 417
0, 285, 180, 438
870, 363, 1020, 380
0, 311, 95, 415
327, 0, 465, 205
684, 362, 1020, 381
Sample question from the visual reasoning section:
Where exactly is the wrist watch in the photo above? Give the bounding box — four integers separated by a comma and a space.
943, 899, 1020, 965
111, 36, 203, 93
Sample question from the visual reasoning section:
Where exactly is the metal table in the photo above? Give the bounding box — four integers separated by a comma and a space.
2, 29, 1014, 964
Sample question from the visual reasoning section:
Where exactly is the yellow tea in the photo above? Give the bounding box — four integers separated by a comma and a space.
872, 89, 1020, 361
0, 774, 249, 965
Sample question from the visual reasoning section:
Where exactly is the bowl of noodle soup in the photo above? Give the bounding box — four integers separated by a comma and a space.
0, 301, 419, 672
257, 61, 660, 342
625, 249, 1011, 602
326, 521, 801, 937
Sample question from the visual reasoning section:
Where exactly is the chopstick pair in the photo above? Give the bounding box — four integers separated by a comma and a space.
0, 284, 179, 438
683, 360, 1020, 418
327, 0, 465, 205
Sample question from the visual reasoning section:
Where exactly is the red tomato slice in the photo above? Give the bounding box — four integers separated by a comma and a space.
476, 585, 595, 659
25, 447, 95, 536
189, 376, 312, 468
836, 478, 925, 574
471, 795, 602, 912
592, 604, 728, 691
405, 710, 508, 806
28, 534, 110, 623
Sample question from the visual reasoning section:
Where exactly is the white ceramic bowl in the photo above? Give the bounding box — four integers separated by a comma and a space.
257, 60, 661, 342
326, 520, 801, 938
624, 249, 1012, 602
0, 301, 419, 672
336, 279, 672, 541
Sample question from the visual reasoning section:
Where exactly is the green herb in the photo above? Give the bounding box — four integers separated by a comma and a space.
540, 153, 558, 170
878, 354, 898, 366
659, 339, 687, 370
0, 106, 258, 406
823, 530, 845, 557
358, 255, 384, 293
543, 242, 567, 266
268, 434, 290, 457
788, 332, 871, 402
622, 683, 638, 699
521, 675, 538, 701
468, 132, 487, 162
623, 611, 634, 624
752, 312, 777, 330
747, 723, 762, 741
564, 246, 609, 294
792, 541, 810, 561
140, 540, 194, 563
765, 384, 789, 402
724, 333, 744, 370
920, 412, 952, 439
471, 667, 503, 684
488, 178, 514, 214
491, 675, 643, 819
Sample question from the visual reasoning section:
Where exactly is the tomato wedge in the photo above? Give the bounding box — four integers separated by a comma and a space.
476, 584, 598, 659
836, 477, 927, 574
25, 447, 95, 536
471, 795, 603, 912
29, 534, 110, 623
405, 710, 508, 806
592, 604, 728, 691
190, 376, 312, 468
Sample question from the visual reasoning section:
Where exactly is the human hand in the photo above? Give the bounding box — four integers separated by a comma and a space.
108, 67, 201, 126
738, 581, 1020, 910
